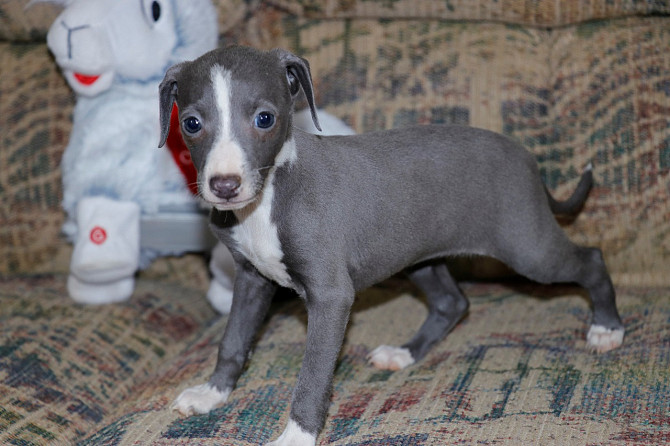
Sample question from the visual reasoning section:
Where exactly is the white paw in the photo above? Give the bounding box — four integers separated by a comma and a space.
172, 383, 230, 416
266, 419, 316, 446
587, 325, 625, 353
367, 345, 415, 371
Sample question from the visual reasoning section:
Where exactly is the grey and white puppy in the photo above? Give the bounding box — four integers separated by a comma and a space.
158, 45, 624, 446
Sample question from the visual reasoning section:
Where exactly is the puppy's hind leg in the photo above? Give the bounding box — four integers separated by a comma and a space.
505, 237, 624, 353
576, 247, 625, 352
368, 263, 469, 370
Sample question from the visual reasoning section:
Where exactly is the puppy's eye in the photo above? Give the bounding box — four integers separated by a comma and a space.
183, 117, 201, 134
255, 112, 275, 129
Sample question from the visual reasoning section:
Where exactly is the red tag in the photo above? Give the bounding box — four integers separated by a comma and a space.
90, 226, 107, 245
166, 105, 199, 195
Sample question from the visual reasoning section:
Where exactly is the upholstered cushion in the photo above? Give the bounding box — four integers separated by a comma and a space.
270, 0, 670, 26
4, 0, 670, 42
2, 275, 668, 444
1, 1, 669, 444
4, 13, 668, 284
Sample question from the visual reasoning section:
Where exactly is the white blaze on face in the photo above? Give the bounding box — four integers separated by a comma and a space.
202, 66, 255, 208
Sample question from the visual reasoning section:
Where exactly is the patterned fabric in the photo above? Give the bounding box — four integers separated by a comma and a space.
2, 276, 667, 444
0, 43, 72, 275
0, 275, 218, 445
1, 1, 669, 444
2, 1, 669, 283
0, 0, 252, 42
4, 0, 670, 41
271, 0, 670, 26
233, 13, 670, 286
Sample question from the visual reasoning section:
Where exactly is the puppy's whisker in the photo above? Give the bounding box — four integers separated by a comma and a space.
254, 165, 274, 173
186, 181, 201, 192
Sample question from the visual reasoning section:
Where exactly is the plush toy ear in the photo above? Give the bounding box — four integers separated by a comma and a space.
158, 64, 182, 148
274, 49, 321, 132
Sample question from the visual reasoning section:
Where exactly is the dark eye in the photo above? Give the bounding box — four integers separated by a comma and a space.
255, 112, 275, 129
151, 1, 161, 21
183, 117, 201, 134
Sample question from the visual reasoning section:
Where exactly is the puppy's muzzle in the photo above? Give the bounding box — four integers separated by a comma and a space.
209, 175, 242, 200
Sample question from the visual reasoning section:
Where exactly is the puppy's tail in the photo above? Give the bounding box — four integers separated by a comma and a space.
545, 162, 593, 218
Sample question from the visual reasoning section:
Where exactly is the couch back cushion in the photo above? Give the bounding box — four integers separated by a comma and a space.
3, 0, 670, 42
1, 0, 669, 286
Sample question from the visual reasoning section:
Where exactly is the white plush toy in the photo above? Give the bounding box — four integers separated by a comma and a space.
34, 0, 355, 311
32, 0, 231, 306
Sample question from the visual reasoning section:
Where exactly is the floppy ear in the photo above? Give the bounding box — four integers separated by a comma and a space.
158, 64, 182, 148
274, 49, 322, 132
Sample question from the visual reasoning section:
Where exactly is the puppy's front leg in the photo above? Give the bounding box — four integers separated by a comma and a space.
173, 260, 276, 416
268, 287, 354, 446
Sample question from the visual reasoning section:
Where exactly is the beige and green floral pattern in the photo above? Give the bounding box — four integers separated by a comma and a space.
1, 2, 669, 443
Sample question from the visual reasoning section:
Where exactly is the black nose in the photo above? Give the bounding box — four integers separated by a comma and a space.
209, 175, 241, 200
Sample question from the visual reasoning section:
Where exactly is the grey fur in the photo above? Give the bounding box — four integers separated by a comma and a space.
158, 45, 624, 442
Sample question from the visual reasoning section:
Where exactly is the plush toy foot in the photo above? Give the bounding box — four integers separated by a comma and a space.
207, 242, 235, 313
67, 274, 135, 305
206, 279, 233, 314
68, 196, 140, 304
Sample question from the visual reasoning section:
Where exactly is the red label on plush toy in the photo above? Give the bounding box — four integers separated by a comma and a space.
166, 105, 199, 195
90, 226, 107, 245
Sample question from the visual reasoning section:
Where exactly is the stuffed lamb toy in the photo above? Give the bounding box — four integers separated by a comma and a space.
34, 0, 354, 311
34, 0, 232, 307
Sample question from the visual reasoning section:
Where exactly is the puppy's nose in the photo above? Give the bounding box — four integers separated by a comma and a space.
209, 175, 241, 200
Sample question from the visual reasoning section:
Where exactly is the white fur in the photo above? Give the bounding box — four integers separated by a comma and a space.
587, 325, 625, 353
368, 345, 415, 370
207, 242, 235, 313
46, 0, 218, 271
231, 164, 292, 289
275, 137, 298, 167
294, 108, 356, 136
203, 67, 256, 208
172, 383, 231, 416
44, 0, 216, 97
266, 419, 316, 446
206, 272, 234, 314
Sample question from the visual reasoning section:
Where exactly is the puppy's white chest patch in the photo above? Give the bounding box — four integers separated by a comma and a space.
232, 171, 291, 288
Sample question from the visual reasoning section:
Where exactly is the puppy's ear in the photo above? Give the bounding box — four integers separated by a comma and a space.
274, 49, 322, 132
158, 64, 183, 148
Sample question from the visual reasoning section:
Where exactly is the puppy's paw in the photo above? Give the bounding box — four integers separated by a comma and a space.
172, 383, 230, 416
266, 419, 316, 446
367, 345, 415, 370
587, 325, 625, 353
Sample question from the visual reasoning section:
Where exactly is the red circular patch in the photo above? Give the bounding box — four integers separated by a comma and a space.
90, 226, 107, 245
178, 149, 192, 165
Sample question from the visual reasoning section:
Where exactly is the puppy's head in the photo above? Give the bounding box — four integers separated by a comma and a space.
158, 46, 320, 211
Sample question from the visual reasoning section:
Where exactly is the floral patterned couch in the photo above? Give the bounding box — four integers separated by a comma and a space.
1, 0, 669, 444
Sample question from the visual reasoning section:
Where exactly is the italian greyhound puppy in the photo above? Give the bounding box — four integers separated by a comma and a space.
158, 45, 624, 446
